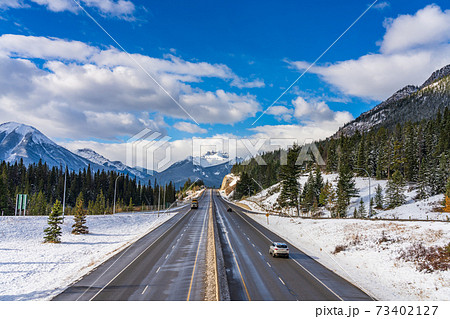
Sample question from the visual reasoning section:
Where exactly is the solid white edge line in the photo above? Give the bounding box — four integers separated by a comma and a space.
222, 197, 344, 301
88, 208, 192, 301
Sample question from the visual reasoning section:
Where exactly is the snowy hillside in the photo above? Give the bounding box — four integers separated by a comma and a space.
242, 174, 450, 221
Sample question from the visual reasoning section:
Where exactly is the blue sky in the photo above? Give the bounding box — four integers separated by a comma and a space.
1, 0, 449, 167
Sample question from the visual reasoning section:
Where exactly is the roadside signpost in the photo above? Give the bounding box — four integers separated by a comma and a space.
15, 194, 28, 216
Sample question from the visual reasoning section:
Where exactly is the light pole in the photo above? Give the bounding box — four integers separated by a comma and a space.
113, 174, 124, 215
54, 158, 67, 218
355, 167, 371, 217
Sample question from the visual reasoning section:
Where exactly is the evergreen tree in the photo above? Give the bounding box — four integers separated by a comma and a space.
415, 160, 429, 200
94, 189, 106, 214
44, 200, 64, 243
319, 181, 332, 208
278, 146, 301, 214
374, 184, 384, 209
72, 192, 88, 235
313, 166, 324, 202
128, 197, 134, 212
300, 171, 315, 211
357, 198, 367, 218
386, 171, 406, 208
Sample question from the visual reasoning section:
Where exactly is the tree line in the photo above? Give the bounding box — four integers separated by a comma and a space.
232, 107, 450, 216
0, 160, 177, 215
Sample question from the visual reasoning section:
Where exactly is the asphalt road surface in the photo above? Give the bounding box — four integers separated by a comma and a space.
54, 191, 210, 301
213, 191, 374, 301
55, 189, 374, 301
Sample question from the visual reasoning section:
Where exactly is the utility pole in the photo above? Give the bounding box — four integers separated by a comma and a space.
54, 158, 67, 218
355, 167, 371, 217
113, 174, 124, 215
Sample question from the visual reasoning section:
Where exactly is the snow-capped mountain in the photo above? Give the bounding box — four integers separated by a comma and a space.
0, 122, 100, 171
75, 148, 151, 180
150, 156, 234, 188
0, 122, 149, 180
0, 122, 235, 187
334, 64, 450, 137
193, 150, 243, 168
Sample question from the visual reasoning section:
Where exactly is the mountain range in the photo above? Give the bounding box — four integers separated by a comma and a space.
334, 64, 450, 137
0, 122, 235, 188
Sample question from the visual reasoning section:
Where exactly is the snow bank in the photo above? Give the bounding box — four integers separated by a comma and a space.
0, 212, 176, 301
247, 214, 450, 301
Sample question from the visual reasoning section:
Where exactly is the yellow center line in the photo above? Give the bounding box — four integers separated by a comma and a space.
186, 198, 209, 301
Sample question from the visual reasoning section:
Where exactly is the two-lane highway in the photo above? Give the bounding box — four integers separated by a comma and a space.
213, 191, 374, 301
54, 191, 211, 301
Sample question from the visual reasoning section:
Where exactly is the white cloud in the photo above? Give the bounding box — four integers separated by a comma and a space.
0, 34, 261, 139
173, 122, 207, 134
179, 90, 260, 124
266, 105, 293, 122
0, 0, 26, 9
373, 2, 390, 10
16, 0, 136, 19
291, 5, 450, 101
380, 4, 450, 54
252, 97, 353, 145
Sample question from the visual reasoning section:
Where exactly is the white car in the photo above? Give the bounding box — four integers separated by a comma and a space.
269, 242, 289, 258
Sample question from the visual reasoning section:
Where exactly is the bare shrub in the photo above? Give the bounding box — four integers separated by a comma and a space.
333, 244, 347, 254
398, 242, 450, 273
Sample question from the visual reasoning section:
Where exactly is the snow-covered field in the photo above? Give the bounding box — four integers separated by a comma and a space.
246, 213, 450, 300
0, 212, 177, 301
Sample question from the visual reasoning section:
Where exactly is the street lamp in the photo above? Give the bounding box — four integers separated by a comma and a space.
113, 174, 124, 215
354, 167, 371, 217
54, 157, 67, 218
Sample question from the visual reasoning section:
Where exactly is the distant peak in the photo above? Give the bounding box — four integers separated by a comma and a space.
420, 64, 450, 88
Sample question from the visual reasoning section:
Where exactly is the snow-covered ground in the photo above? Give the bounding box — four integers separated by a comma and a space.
246, 214, 450, 300
242, 174, 450, 221
0, 212, 176, 301
225, 172, 450, 300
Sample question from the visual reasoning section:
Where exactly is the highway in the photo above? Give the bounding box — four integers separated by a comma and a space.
213, 191, 374, 301
54, 191, 210, 301
54, 189, 374, 301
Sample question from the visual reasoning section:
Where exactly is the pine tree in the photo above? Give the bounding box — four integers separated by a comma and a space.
415, 160, 429, 200
386, 171, 406, 208
301, 171, 315, 211
319, 181, 332, 208
128, 197, 134, 212
358, 197, 367, 218
44, 200, 64, 243
278, 146, 301, 214
72, 192, 88, 235
374, 184, 384, 209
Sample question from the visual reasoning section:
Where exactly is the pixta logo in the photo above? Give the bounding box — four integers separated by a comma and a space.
126, 129, 171, 175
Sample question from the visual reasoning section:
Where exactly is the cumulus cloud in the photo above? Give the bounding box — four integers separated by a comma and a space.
173, 122, 207, 134
380, 4, 450, 54
252, 96, 353, 146
0, 34, 261, 139
291, 5, 450, 101
1, 0, 136, 19
266, 105, 294, 122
